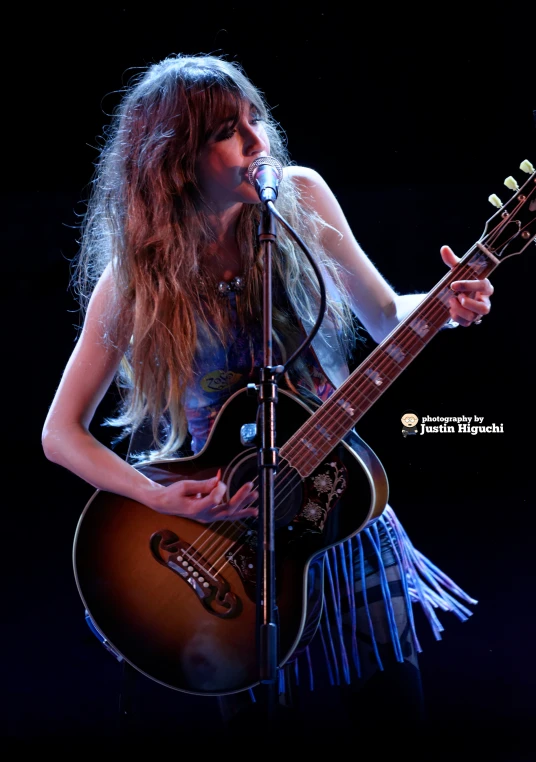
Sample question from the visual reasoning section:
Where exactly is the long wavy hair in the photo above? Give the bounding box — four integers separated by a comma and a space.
73, 53, 358, 459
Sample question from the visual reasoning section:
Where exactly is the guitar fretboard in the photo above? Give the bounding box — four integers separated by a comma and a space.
280, 245, 499, 476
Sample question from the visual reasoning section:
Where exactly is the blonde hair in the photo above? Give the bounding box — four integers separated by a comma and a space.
73, 53, 358, 459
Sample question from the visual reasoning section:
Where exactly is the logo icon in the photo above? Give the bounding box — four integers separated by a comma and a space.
401, 411, 419, 438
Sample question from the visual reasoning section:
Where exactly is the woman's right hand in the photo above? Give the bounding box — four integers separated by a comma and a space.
151, 471, 259, 523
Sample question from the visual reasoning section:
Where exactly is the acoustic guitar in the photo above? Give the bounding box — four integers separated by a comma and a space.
73, 161, 535, 696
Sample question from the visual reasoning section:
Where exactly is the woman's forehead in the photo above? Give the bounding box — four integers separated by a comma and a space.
203, 95, 260, 137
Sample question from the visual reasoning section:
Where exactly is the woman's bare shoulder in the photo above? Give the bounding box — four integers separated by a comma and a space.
284, 164, 326, 187
81, 262, 131, 348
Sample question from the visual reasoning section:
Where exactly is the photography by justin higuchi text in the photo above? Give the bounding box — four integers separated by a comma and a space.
401, 412, 504, 438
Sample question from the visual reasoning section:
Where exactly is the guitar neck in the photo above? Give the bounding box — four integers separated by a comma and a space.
280, 243, 500, 476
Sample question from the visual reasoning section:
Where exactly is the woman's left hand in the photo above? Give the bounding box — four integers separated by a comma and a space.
441, 245, 494, 327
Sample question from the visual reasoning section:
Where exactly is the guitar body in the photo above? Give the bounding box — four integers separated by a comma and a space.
73, 387, 388, 696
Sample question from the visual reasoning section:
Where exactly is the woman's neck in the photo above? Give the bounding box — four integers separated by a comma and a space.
205, 200, 241, 238
204, 203, 244, 281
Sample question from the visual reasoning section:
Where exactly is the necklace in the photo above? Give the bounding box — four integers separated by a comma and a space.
217, 275, 246, 297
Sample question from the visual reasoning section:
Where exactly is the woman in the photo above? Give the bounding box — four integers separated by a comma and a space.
42, 53, 493, 736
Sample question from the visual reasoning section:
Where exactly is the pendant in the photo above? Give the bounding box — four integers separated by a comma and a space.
217, 276, 245, 297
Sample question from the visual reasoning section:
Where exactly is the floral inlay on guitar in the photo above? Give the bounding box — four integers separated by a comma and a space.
298, 460, 348, 533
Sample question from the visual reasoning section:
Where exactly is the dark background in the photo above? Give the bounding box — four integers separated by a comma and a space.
2, 3, 535, 757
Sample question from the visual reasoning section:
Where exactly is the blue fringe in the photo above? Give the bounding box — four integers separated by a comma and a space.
367, 523, 404, 663
278, 666, 286, 696
290, 504, 477, 689
382, 511, 422, 654
357, 531, 384, 671
325, 550, 351, 684
305, 645, 314, 691
319, 607, 339, 686
339, 540, 361, 678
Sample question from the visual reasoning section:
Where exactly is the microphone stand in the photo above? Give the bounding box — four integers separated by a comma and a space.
249, 157, 328, 730
255, 200, 280, 725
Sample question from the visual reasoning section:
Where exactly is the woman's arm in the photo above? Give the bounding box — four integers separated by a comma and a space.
287, 166, 492, 341
42, 265, 165, 504
286, 165, 400, 342
42, 267, 257, 520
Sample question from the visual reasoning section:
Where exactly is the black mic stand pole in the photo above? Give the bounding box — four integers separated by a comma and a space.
256, 200, 281, 726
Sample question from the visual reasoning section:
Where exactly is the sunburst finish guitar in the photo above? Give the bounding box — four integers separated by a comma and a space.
73, 161, 536, 696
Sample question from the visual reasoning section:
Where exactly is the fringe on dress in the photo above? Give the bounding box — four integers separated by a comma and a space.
265, 504, 477, 699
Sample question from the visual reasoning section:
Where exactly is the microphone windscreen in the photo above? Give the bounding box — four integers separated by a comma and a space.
247, 156, 283, 186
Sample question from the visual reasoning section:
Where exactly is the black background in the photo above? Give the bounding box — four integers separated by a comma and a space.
2, 2, 535, 756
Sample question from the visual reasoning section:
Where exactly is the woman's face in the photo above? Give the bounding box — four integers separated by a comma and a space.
195, 100, 270, 210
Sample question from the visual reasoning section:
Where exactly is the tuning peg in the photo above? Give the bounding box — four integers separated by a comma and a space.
504, 176, 519, 191
520, 160, 534, 174
488, 194, 503, 208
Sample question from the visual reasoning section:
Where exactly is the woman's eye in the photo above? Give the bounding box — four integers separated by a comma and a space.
214, 114, 262, 141
216, 128, 236, 142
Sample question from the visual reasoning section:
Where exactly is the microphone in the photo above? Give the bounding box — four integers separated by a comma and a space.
247, 156, 283, 203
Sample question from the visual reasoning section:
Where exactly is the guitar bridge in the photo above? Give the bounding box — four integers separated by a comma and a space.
149, 530, 241, 618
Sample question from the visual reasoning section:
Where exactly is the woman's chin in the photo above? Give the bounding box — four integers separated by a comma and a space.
236, 186, 263, 205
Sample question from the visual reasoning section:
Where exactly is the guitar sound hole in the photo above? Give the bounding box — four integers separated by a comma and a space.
225, 451, 303, 528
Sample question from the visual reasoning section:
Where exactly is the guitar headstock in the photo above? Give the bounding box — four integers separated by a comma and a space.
482, 160, 536, 259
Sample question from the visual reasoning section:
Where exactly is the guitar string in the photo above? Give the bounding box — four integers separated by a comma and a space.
177, 200, 529, 581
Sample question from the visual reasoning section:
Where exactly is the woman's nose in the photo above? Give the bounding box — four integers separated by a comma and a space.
243, 124, 268, 156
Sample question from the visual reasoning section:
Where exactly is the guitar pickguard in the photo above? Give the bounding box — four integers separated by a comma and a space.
227, 456, 348, 601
